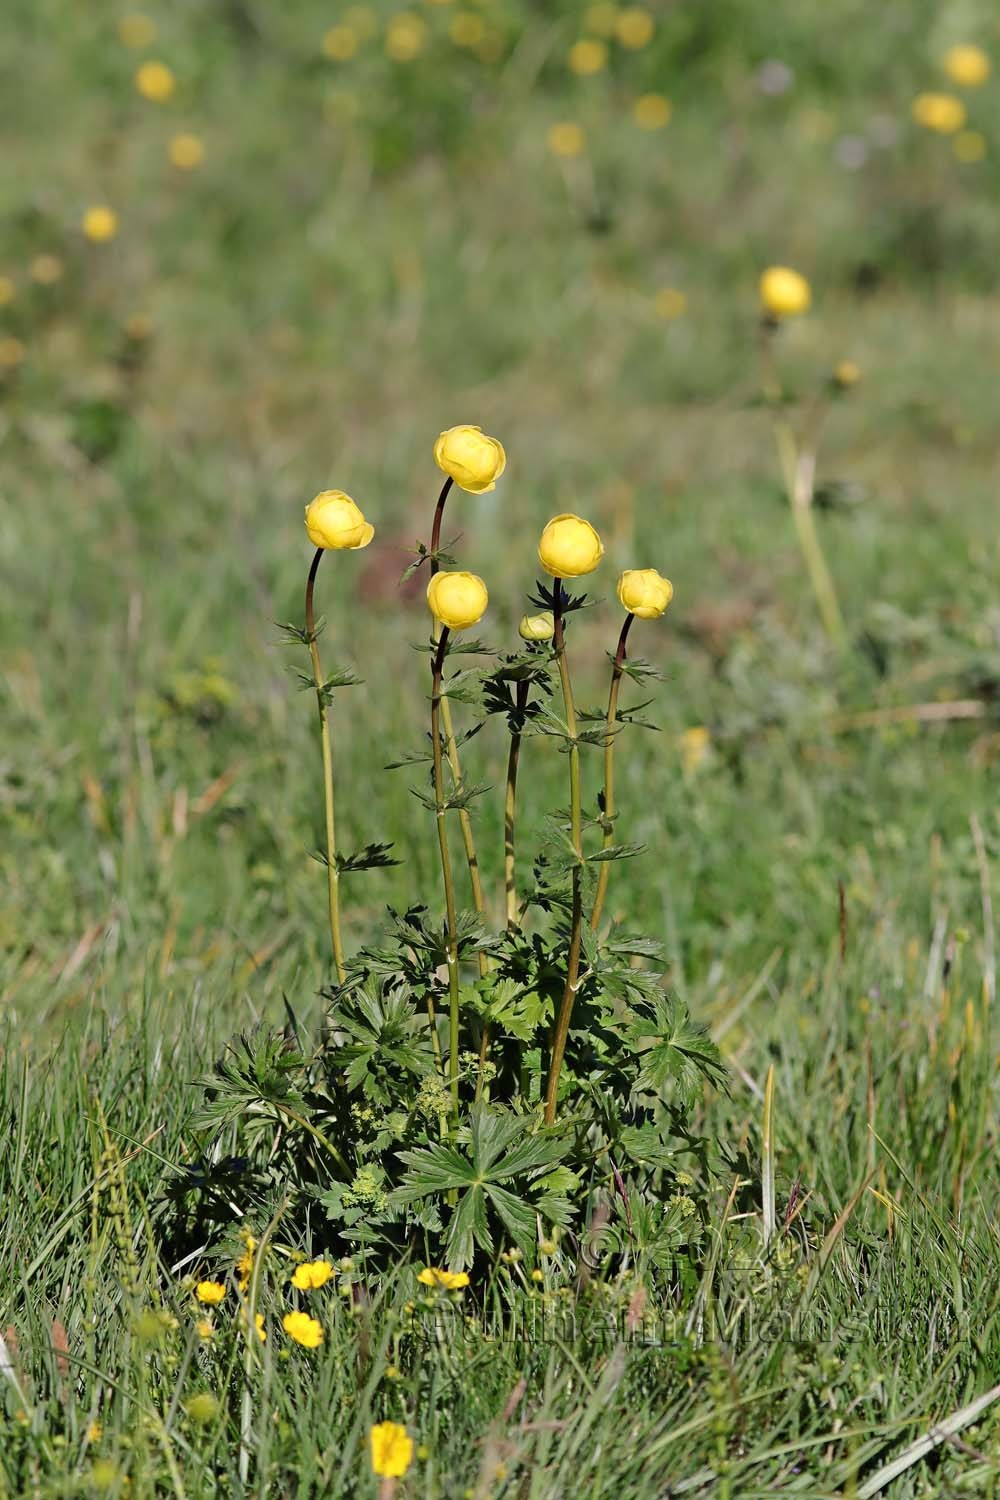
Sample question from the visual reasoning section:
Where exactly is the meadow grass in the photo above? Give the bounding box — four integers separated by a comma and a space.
2, 1, 1000, 1493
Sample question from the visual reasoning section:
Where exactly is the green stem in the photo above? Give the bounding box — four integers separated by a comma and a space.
431, 628, 462, 1121
773, 419, 847, 654
544, 580, 584, 1126
590, 613, 634, 932
504, 679, 530, 930
305, 548, 347, 984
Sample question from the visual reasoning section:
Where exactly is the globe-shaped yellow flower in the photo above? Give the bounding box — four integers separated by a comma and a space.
304, 491, 374, 550
617, 569, 673, 620
944, 44, 991, 88
537, 514, 604, 578
519, 611, 555, 641
135, 60, 176, 102
911, 92, 966, 134
433, 425, 506, 493
370, 1421, 414, 1479
759, 266, 811, 318
427, 571, 489, 632
82, 206, 118, 243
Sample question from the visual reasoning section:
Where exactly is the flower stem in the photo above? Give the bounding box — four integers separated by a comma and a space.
773, 418, 847, 654
544, 579, 584, 1126
504, 679, 530, 930
305, 548, 347, 984
430, 628, 462, 1121
589, 613, 634, 932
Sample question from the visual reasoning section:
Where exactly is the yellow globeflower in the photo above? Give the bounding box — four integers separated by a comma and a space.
944, 44, 991, 88
30, 254, 63, 285
654, 287, 686, 320
537, 514, 604, 578
568, 39, 607, 76
119, 12, 156, 48
169, 133, 205, 169
386, 12, 427, 61
548, 121, 586, 158
135, 60, 176, 102
616, 569, 673, 620
195, 1280, 226, 1305
433, 423, 506, 492
426, 571, 489, 632
323, 25, 359, 61
0, 275, 14, 306
291, 1259, 334, 1291
304, 490, 375, 550
370, 1421, 414, 1479
282, 1310, 324, 1348
82, 206, 118, 242
633, 93, 671, 129
616, 7, 654, 49
416, 1267, 471, 1290
911, 92, 966, 134
518, 612, 555, 641
759, 265, 811, 318
954, 130, 986, 162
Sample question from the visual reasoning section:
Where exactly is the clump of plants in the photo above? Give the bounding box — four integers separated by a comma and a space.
173, 427, 727, 1280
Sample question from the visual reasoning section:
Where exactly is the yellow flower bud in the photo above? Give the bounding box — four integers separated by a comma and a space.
433, 424, 506, 493
304, 490, 374, 550
427, 571, 489, 632
759, 266, 811, 318
944, 44, 990, 89
537, 514, 604, 579
616, 569, 673, 620
518, 611, 554, 641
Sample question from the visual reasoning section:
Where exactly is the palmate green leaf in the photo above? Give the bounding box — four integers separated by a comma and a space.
628, 996, 729, 1106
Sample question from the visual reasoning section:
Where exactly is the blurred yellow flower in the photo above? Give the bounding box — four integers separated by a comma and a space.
944, 44, 990, 88
195, 1280, 226, 1305
633, 93, 671, 129
759, 265, 811, 318
616, 7, 654, 49
345, 5, 378, 36
434, 423, 506, 492
30, 254, 63, 285
386, 12, 427, 61
86, 1422, 103, 1444
427, 571, 489, 631
519, 612, 555, 641
617, 569, 673, 620
82, 206, 118, 242
236, 1231, 256, 1290
323, 25, 359, 61
118, 12, 156, 49
282, 1310, 324, 1348
450, 12, 485, 46
125, 313, 155, 340
911, 92, 966, 134
169, 133, 205, 169
195, 1317, 214, 1340
416, 1267, 470, 1289
833, 359, 861, 388
538, 514, 604, 578
291, 1259, 334, 1291
0, 337, 25, 371
548, 121, 586, 158
680, 725, 711, 774
0, 276, 14, 306
183, 1393, 220, 1425
654, 287, 687, 320
584, 3, 619, 37
568, 38, 608, 76
305, 491, 375, 550
370, 1421, 414, 1478
954, 129, 986, 162
135, 60, 176, 102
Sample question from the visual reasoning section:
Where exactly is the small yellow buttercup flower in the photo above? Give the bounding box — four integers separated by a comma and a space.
370, 1421, 414, 1478
195, 1317, 214, 1340
416, 1266, 470, 1290
0, 337, 25, 371
911, 92, 966, 134
427, 571, 489, 632
833, 359, 861, 388
283, 1310, 324, 1348
680, 725, 711, 774
433, 424, 506, 493
568, 39, 607, 76
323, 25, 359, 61
633, 93, 671, 129
654, 287, 687, 320
30, 254, 63, 285
195, 1280, 227, 1306
519, 612, 555, 642
548, 121, 586, 158
944, 44, 990, 88
616, 6, 654, 49
119, 12, 156, 48
0, 275, 14, 306
954, 130, 986, 162
82, 206, 118, 243
386, 12, 427, 61
538, 514, 604, 579
305, 490, 375, 550
292, 1259, 334, 1291
169, 133, 205, 169
759, 265, 811, 318
135, 60, 176, 102
617, 569, 673, 620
